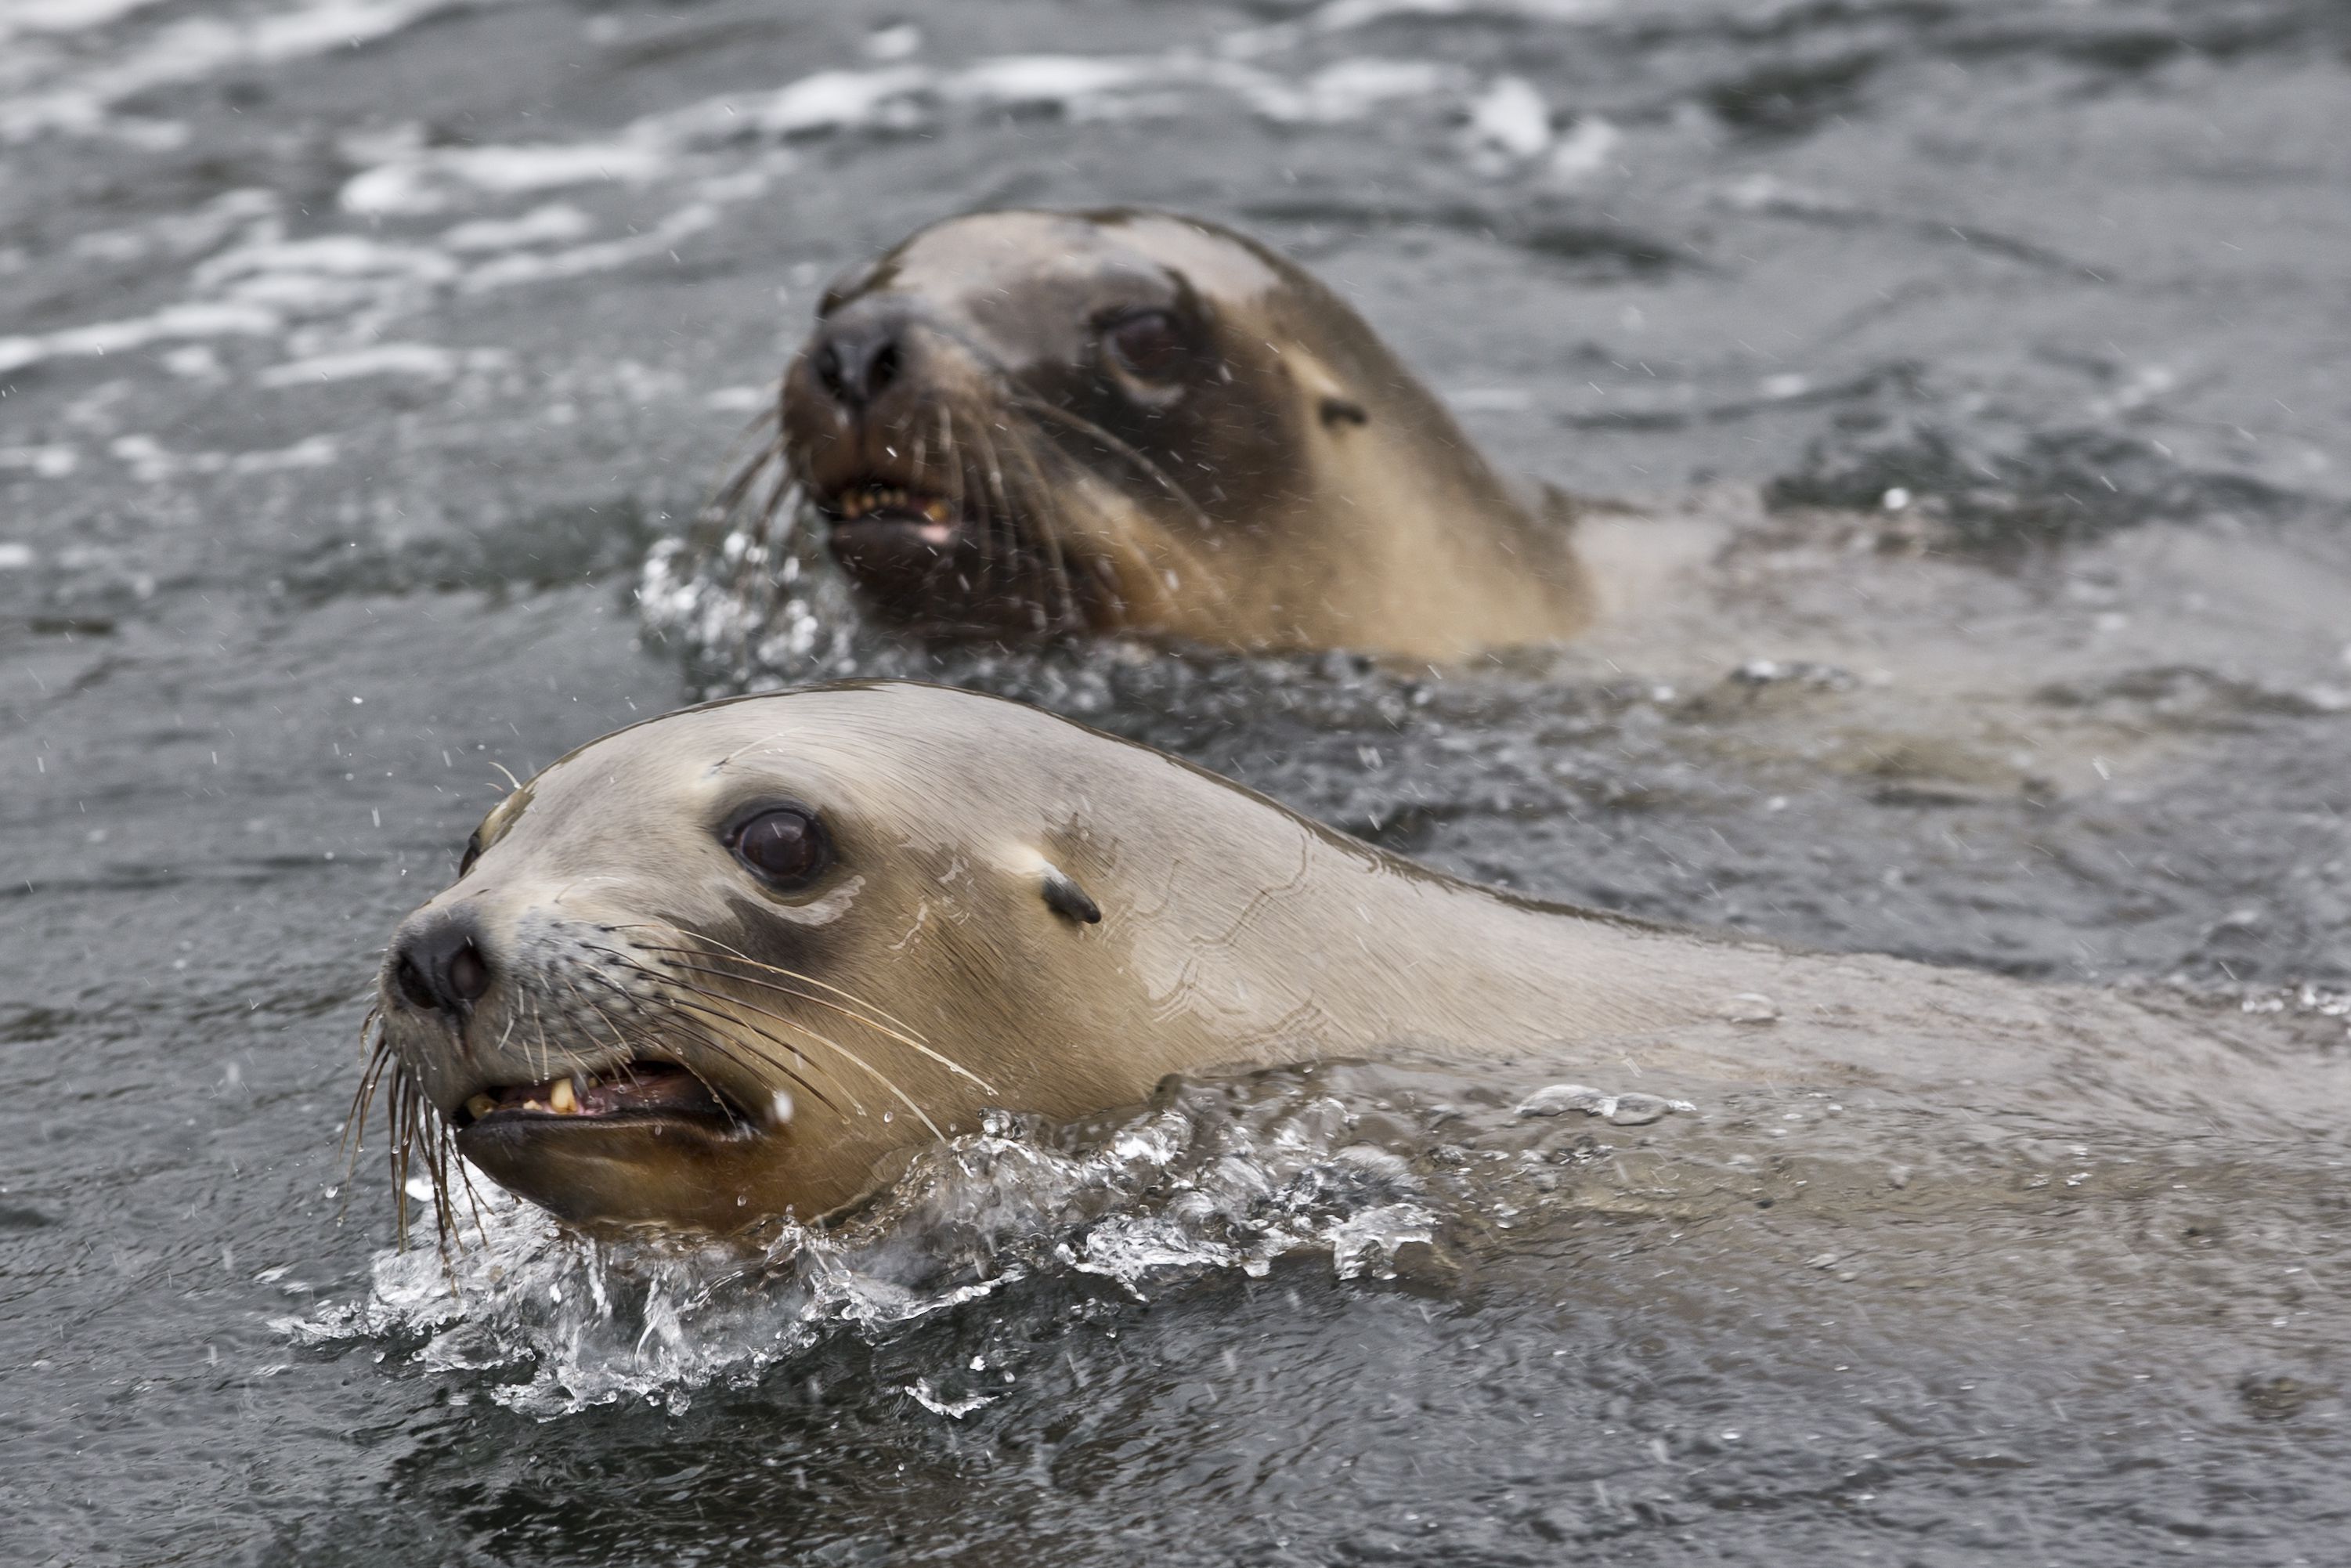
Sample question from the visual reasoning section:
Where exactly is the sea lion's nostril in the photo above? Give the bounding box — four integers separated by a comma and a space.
865, 339, 899, 398
810, 314, 907, 410
395, 952, 437, 1011
448, 941, 490, 1002
388, 916, 494, 1014
814, 340, 850, 402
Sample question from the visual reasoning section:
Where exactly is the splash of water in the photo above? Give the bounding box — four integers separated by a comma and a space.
281, 1068, 1438, 1418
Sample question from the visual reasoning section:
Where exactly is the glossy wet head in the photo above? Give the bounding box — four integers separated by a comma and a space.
777, 209, 1392, 645
370, 684, 1154, 1230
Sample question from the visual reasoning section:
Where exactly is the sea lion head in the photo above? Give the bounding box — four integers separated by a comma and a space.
775, 208, 1576, 655
366, 683, 1227, 1231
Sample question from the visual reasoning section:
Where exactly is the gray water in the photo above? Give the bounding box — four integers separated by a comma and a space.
5, 0, 2349, 1562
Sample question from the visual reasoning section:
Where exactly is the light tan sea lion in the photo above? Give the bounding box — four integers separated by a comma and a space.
361, 681, 2338, 1233
760, 208, 1591, 658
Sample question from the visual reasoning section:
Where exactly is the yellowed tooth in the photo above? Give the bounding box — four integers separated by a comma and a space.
466, 1093, 497, 1121
549, 1077, 577, 1115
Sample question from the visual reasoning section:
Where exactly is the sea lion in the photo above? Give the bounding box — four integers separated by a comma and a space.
363, 681, 2338, 1233
755, 208, 1591, 659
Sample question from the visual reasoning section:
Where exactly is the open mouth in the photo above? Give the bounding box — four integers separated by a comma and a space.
815, 480, 960, 545
455, 1061, 748, 1134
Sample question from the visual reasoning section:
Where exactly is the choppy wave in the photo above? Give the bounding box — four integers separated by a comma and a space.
1, 0, 515, 144
0, 3, 1568, 402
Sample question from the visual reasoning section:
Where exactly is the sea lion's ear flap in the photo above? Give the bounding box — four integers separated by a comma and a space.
1039, 863, 1103, 926
1317, 396, 1369, 429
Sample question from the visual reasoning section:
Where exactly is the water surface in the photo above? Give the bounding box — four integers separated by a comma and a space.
4, 0, 2349, 1562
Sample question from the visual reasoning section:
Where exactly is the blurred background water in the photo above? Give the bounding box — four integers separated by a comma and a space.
4, 1, 2349, 1562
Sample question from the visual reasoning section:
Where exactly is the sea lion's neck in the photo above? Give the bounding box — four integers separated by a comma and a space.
1313, 866, 1773, 1050
1262, 440, 1591, 659
1121, 810, 1782, 1072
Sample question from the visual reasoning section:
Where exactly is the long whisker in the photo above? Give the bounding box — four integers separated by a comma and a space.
707, 428, 784, 527
341, 1005, 388, 1165
637, 945, 996, 1096
592, 948, 944, 1140
1006, 392, 1239, 621
1008, 394, 1215, 529
526, 992, 553, 1088
940, 404, 991, 609
999, 425, 1084, 633
572, 963, 848, 1118
389, 1072, 417, 1252
563, 973, 808, 1136
973, 416, 1051, 630
627, 926, 964, 1073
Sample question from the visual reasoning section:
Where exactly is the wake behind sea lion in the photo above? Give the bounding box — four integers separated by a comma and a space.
361, 681, 2341, 1233
694, 208, 1591, 659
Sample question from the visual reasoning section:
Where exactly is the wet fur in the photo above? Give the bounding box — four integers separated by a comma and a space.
735, 209, 1596, 656
365, 682, 2339, 1236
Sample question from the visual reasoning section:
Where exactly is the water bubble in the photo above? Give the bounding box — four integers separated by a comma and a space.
1515, 1084, 1694, 1126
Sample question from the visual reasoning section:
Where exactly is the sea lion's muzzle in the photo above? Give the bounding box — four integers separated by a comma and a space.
378, 901, 773, 1224
783, 323, 1139, 638
782, 304, 1059, 632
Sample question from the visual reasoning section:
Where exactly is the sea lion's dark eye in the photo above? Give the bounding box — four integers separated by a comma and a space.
458, 828, 484, 876
1103, 309, 1186, 382
729, 805, 831, 888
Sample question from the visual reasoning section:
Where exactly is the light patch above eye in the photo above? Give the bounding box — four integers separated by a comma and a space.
464, 781, 536, 871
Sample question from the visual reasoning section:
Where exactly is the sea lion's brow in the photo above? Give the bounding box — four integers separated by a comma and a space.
708, 728, 800, 772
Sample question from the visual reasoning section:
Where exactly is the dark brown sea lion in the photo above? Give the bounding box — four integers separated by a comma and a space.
764, 208, 1591, 659
361, 681, 2335, 1232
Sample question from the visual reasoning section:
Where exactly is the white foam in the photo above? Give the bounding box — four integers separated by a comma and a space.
1244, 58, 1464, 124
0, 445, 80, 478
0, 0, 168, 45
943, 55, 1154, 107
255, 342, 505, 387
195, 233, 460, 287
108, 432, 338, 483
5, 32, 1507, 393
1310, 0, 1613, 28
1464, 74, 1551, 174
2, 0, 515, 144
739, 64, 933, 139
1545, 114, 1621, 182
457, 201, 718, 294
342, 139, 669, 217
439, 202, 595, 253
0, 302, 282, 377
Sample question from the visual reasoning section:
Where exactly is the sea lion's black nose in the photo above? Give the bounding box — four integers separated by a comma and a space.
391, 913, 493, 1015
810, 311, 905, 410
